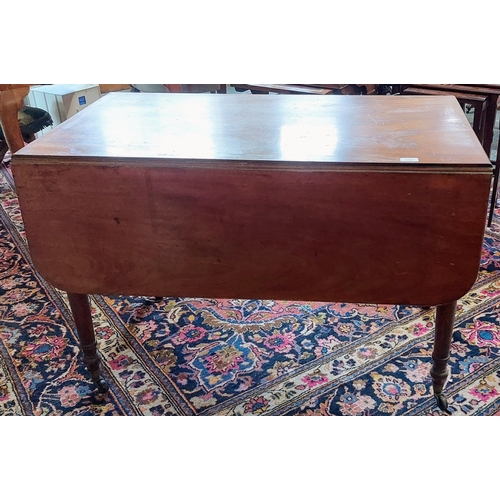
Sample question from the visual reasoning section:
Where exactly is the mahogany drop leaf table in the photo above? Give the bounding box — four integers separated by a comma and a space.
12, 93, 493, 413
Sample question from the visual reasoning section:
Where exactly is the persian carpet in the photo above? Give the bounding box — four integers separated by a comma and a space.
1, 160, 500, 416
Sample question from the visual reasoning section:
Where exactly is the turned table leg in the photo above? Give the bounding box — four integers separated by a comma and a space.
67, 292, 108, 393
430, 300, 457, 414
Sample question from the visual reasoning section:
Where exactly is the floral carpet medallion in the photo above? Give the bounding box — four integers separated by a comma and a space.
2, 160, 500, 416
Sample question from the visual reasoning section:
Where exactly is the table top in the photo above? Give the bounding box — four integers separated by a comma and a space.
11, 93, 492, 304
16, 93, 490, 168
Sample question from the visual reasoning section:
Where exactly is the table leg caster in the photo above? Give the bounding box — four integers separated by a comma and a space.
94, 377, 109, 393
434, 391, 451, 415
88, 362, 109, 393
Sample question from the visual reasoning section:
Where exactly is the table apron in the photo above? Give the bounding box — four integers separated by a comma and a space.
12, 163, 491, 306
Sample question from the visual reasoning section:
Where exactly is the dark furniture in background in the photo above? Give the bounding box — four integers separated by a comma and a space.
231, 84, 377, 95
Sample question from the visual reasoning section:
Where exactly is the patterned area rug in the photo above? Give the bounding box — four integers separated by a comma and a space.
2, 160, 500, 416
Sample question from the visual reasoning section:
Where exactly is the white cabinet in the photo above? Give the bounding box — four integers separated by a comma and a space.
26, 84, 102, 132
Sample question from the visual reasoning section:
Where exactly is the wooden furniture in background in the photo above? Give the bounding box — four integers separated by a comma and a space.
164, 84, 226, 93
11, 93, 492, 413
99, 84, 131, 93
231, 84, 334, 95
0, 84, 31, 156
490, 112, 500, 226
304, 84, 377, 95
231, 84, 376, 95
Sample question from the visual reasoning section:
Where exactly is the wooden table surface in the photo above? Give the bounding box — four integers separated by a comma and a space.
402, 84, 500, 158
17, 93, 489, 165
12, 93, 491, 305
11, 93, 493, 409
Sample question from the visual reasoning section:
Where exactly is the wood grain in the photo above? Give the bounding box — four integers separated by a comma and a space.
10, 92, 492, 401
12, 93, 492, 306
13, 160, 491, 305
15, 93, 490, 165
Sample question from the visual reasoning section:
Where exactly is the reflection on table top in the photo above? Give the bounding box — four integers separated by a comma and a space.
16, 93, 490, 167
